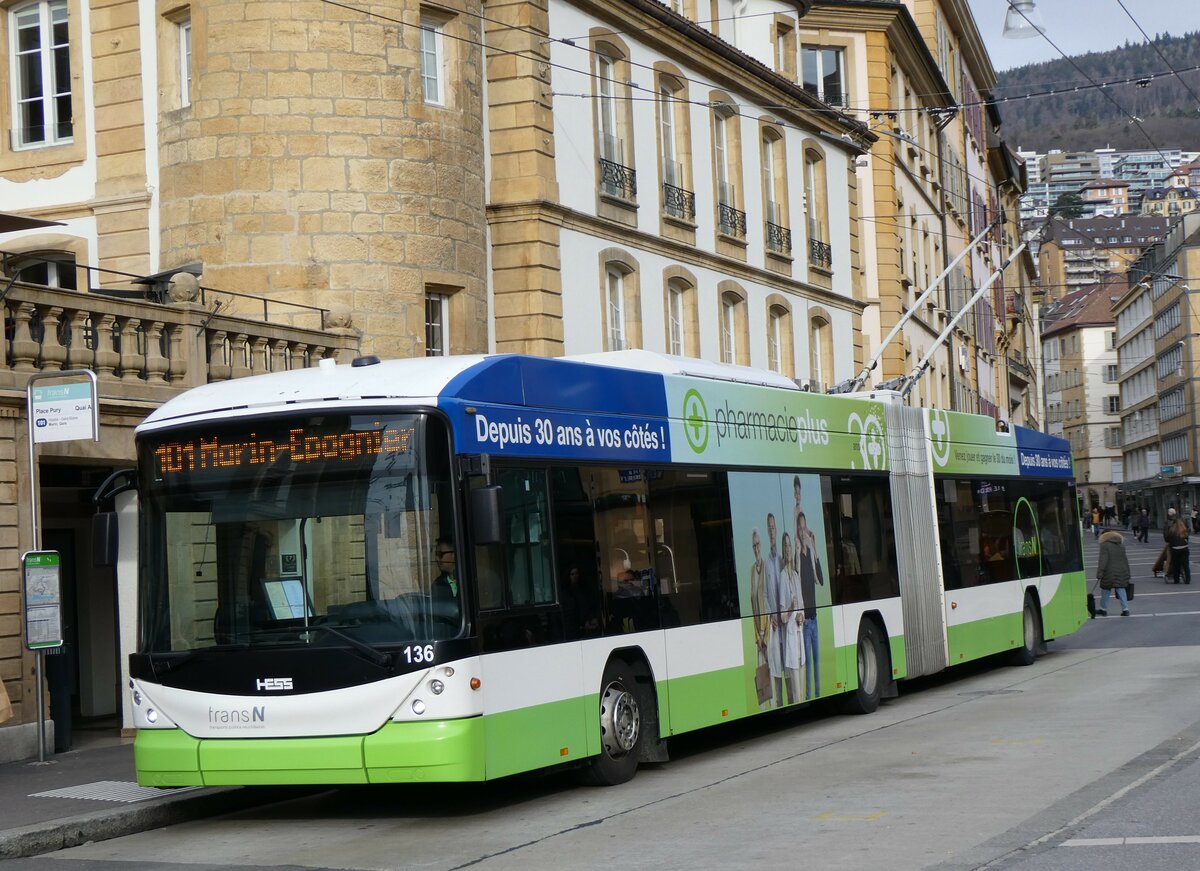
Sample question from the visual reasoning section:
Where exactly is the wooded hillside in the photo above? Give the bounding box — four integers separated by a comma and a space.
993, 31, 1200, 152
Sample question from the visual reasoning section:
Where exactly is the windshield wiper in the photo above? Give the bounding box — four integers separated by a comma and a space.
152, 644, 248, 677
301, 623, 393, 668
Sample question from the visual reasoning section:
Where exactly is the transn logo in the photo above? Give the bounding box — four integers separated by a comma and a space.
255, 677, 293, 691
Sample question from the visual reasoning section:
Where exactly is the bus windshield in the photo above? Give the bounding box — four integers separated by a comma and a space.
137, 412, 460, 654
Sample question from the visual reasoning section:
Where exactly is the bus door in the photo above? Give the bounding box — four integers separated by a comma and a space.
474, 467, 588, 779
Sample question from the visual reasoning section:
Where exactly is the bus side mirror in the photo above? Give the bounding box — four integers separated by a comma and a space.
93, 511, 120, 567
471, 485, 503, 545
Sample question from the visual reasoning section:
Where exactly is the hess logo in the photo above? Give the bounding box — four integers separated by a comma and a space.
255, 677, 293, 691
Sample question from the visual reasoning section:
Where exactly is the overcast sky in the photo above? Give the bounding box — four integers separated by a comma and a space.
966, 0, 1200, 72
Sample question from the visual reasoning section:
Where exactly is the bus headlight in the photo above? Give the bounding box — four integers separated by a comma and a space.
145, 708, 158, 724
429, 679, 444, 695
133, 691, 142, 706
412, 700, 426, 715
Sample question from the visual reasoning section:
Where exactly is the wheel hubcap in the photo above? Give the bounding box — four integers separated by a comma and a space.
599, 680, 640, 758
858, 638, 877, 695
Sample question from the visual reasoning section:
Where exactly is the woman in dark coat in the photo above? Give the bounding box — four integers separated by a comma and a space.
1096, 530, 1132, 616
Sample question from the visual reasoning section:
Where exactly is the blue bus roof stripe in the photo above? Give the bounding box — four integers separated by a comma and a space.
439, 356, 669, 416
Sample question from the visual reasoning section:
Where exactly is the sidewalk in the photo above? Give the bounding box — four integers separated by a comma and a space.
0, 739, 290, 860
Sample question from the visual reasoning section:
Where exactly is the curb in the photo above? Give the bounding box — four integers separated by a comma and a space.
0, 786, 310, 860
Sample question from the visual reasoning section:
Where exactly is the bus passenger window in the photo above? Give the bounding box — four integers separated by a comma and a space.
647, 469, 737, 626
497, 468, 554, 607
827, 475, 899, 605
590, 468, 659, 635
551, 468, 603, 639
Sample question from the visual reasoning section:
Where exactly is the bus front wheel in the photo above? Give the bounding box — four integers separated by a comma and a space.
841, 621, 883, 715
581, 659, 644, 786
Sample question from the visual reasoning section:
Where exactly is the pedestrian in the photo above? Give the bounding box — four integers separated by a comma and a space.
1137, 508, 1150, 543
1192, 507, 1199, 534
1095, 530, 1132, 616
1165, 508, 1192, 585
1091, 506, 1102, 538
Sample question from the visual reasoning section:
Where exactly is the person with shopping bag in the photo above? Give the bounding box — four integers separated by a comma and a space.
1165, 508, 1192, 585
1096, 530, 1132, 616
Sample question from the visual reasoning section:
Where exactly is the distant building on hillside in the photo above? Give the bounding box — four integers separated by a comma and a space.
1141, 186, 1198, 219
1036, 215, 1168, 303
1079, 178, 1131, 217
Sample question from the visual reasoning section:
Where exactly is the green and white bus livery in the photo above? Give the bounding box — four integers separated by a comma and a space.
121, 351, 1085, 787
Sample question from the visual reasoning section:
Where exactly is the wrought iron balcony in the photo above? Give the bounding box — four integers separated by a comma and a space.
599, 158, 637, 200
663, 183, 696, 221
809, 238, 833, 268
718, 202, 747, 238
766, 221, 792, 255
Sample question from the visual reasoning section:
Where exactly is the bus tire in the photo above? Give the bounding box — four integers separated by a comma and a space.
841, 620, 883, 715
1011, 596, 1041, 667
580, 659, 644, 786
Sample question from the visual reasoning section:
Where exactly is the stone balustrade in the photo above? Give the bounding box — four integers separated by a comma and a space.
0, 280, 360, 400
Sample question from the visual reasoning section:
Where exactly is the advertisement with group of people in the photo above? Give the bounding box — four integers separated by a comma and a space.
729, 472, 832, 710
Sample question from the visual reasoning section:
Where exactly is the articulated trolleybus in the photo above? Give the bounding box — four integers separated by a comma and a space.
125, 351, 1085, 787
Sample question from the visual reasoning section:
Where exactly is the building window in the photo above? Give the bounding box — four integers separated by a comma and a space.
801, 46, 845, 106
597, 45, 636, 200
763, 130, 790, 255
1104, 363, 1119, 382
3, 251, 78, 289
178, 18, 192, 107
10, 0, 73, 147
721, 293, 737, 364
606, 265, 627, 351
667, 280, 685, 356
658, 76, 694, 220
713, 105, 745, 238
425, 291, 448, 356
810, 316, 832, 390
763, 303, 797, 376
774, 17, 796, 81
804, 148, 831, 268
419, 14, 445, 106
1106, 395, 1120, 414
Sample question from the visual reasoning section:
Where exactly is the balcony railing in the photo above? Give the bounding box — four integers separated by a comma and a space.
599, 134, 636, 200
600, 158, 637, 200
0, 279, 358, 397
766, 221, 792, 254
663, 183, 695, 221
809, 238, 833, 268
717, 182, 746, 238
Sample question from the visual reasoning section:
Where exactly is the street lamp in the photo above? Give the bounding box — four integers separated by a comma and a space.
1002, 1, 1045, 39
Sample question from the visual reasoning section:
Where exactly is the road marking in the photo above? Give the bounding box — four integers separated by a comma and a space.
1063, 836, 1200, 846
990, 737, 1045, 746
812, 811, 887, 822
1117, 610, 1200, 617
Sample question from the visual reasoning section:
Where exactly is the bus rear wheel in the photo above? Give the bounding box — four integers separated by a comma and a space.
580, 659, 644, 786
841, 621, 883, 715
1011, 597, 1041, 667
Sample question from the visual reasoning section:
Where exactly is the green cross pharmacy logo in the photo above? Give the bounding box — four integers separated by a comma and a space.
682, 388, 709, 453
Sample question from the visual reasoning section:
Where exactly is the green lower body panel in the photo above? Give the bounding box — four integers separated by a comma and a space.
483, 696, 589, 780
1041, 571, 1088, 640
664, 666, 747, 734
135, 719, 485, 787
947, 612, 1021, 663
